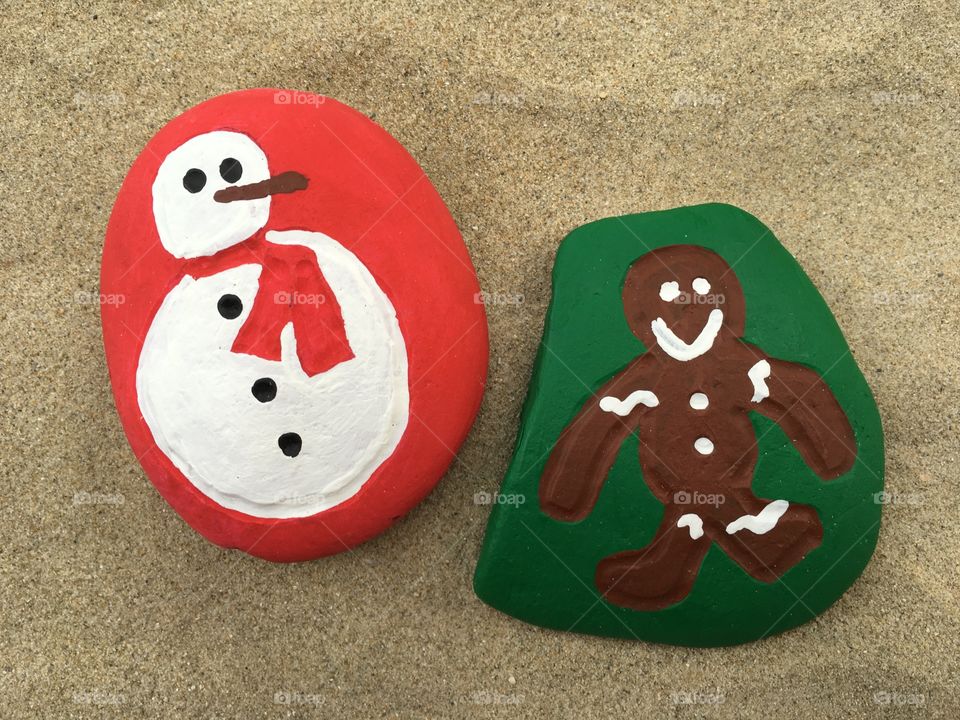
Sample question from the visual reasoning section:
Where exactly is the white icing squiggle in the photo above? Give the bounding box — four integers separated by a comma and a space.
650, 309, 724, 361
748, 359, 771, 403
677, 513, 704, 539
599, 390, 659, 416
726, 499, 789, 535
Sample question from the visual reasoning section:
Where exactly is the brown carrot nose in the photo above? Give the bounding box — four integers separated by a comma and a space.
214, 171, 308, 203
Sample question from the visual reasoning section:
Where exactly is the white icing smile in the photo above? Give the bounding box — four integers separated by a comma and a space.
650, 309, 724, 361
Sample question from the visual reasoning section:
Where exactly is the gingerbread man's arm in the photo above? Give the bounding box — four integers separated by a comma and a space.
539, 354, 658, 522
745, 350, 856, 479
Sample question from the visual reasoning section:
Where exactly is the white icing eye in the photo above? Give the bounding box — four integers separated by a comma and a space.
659, 281, 681, 302
153, 131, 271, 259
692, 277, 711, 295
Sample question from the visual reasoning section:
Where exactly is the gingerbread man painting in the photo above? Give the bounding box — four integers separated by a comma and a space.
539, 245, 857, 611
475, 205, 882, 645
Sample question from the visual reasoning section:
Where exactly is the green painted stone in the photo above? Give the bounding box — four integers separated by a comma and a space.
473, 203, 883, 647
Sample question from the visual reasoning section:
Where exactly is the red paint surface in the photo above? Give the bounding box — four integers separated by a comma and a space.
101, 89, 488, 561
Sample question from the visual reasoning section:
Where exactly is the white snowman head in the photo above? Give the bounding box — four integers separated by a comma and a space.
152, 130, 306, 259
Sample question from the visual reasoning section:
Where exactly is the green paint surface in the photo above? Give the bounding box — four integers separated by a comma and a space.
473, 204, 884, 646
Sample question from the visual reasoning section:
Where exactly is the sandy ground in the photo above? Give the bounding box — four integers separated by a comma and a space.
1, 1, 958, 718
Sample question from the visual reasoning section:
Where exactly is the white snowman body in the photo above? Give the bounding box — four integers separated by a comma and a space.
136, 132, 409, 519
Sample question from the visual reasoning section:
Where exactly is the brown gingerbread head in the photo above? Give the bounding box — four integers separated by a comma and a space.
622, 245, 746, 356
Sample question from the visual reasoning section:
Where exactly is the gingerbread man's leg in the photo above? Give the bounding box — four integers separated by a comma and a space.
595, 505, 711, 611
709, 490, 823, 582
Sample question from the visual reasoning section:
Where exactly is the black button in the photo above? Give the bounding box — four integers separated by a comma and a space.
217, 294, 242, 319
278, 433, 302, 457
252, 378, 277, 403
183, 168, 206, 193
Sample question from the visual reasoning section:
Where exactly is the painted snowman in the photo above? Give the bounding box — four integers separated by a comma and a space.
139, 130, 408, 518
102, 90, 488, 560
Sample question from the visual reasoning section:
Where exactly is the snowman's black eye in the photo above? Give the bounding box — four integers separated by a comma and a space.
182, 168, 206, 193
219, 158, 243, 183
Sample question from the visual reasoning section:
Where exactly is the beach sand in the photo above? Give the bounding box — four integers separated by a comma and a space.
1, 1, 957, 717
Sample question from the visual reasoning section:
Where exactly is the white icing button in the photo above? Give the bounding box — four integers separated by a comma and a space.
692, 277, 711, 295
689, 392, 709, 410
694, 437, 714, 455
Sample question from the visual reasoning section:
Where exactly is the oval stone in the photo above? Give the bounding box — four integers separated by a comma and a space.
102, 89, 488, 561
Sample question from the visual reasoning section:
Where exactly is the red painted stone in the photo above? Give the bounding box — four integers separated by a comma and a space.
101, 89, 487, 561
